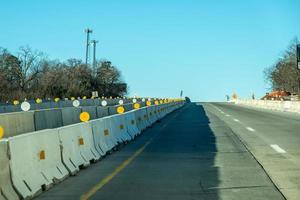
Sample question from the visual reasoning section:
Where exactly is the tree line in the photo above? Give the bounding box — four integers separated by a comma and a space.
264, 37, 300, 94
0, 46, 127, 102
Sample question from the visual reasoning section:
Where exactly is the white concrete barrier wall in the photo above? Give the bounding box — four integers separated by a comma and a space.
90, 117, 116, 155
124, 110, 140, 138
0, 139, 19, 200
0, 100, 185, 199
9, 129, 69, 199
34, 109, 63, 131
58, 122, 100, 175
96, 107, 109, 118
0, 111, 35, 138
146, 106, 157, 125
235, 99, 300, 114
81, 106, 97, 120
134, 109, 146, 132
61, 107, 81, 126
141, 108, 151, 128
109, 114, 131, 142
108, 106, 118, 115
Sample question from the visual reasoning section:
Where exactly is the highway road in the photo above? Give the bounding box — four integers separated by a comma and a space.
36, 102, 300, 200
209, 102, 300, 200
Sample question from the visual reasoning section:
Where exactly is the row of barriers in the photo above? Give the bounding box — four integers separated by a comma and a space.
0, 98, 135, 114
0, 103, 140, 138
234, 99, 300, 113
0, 100, 185, 200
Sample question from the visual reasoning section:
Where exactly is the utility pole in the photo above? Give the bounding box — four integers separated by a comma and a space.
91, 40, 98, 76
297, 44, 300, 70
297, 44, 300, 95
85, 28, 93, 66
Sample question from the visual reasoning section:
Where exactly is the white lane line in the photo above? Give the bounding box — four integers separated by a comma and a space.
270, 144, 286, 153
246, 127, 255, 132
233, 118, 240, 122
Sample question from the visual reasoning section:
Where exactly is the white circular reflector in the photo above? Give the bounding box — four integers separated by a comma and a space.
21, 102, 31, 111
101, 100, 108, 107
72, 100, 80, 107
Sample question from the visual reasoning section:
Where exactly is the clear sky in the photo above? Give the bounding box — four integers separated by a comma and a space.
1, 0, 300, 101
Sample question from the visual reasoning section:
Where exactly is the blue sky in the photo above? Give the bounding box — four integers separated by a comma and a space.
1, 0, 300, 101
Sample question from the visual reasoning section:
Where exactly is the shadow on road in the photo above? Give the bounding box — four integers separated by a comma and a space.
125, 103, 220, 199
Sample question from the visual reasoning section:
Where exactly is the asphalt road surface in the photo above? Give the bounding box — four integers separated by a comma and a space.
37, 102, 299, 200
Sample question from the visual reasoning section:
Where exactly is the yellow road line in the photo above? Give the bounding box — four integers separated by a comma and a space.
80, 140, 152, 200
81, 108, 184, 200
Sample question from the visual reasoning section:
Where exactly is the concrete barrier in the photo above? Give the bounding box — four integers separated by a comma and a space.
80, 99, 94, 107
108, 106, 118, 115
93, 99, 101, 106
90, 117, 116, 155
0, 140, 19, 200
155, 105, 163, 120
50, 101, 60, 109
109, 114, 131, 142
96, 107, 109, 118
9, 129, 69, 199
3, 105, 22, 113
123, 103, 133, 112
0, 106, 6, 114
140, 108, 151, 128
61, 107, 81, 126
81, 106, 97, 120
134, 109, 146, 132
147, 106, 157, 124
58, 100, 73, 108
34, 109, 63, 131
124, 110, 140, 138
58, 122, 100, 175
0, 111, 35, 138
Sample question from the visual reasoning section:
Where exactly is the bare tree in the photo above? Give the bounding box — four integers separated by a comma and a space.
16, 46, 44, 98
95, 60, 127, 97
0, 46, 128, 101
264, 37, 300, 94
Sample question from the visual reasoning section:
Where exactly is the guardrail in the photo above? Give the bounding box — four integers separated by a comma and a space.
0, 99, 185, 200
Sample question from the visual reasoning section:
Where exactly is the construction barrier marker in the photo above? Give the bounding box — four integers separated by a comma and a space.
0, 126, 4, 139
101, 100, 107, 107
36, 98, 42, 104
118, 100, 124, 105
73, 100, 80, 107
39, 150, 46, 160
13, 100, 19, 105
117, 106, 125, 114
146, 101, 151, 106
104, 129, 109, 136
21, 101, 31, 111
133, 103, 140, 109
80, 112, 90, 122
78, 137, 84, 145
